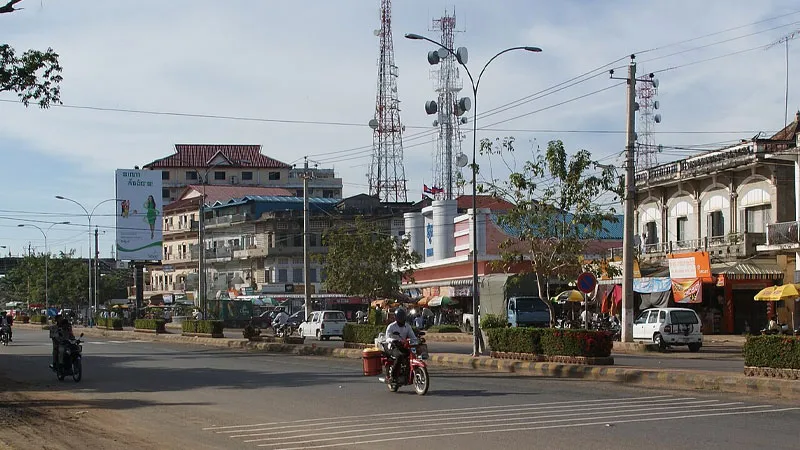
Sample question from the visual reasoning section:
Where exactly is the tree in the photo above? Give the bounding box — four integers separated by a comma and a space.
0, 251, 90, 308
481, 138, 622, 324
316, 217, 420, 299
1, 2, 63, 107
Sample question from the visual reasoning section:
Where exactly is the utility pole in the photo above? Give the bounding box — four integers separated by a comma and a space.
198, 195, 206, 319
622, 57, 637, 342
302, 157, 312, 319
94, 227, 100, 313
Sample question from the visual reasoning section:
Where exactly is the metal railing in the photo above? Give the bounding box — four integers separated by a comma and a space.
766, 221, 800, 246
607, 232, 765, 258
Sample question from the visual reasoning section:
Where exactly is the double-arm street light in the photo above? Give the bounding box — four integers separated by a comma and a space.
18, 222, 70, 313
405, 33, 542, 357
55, 196, 121, 317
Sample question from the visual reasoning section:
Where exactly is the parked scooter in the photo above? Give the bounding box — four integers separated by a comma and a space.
376, 331, 430, 395
53, 333, 84, 382
0, 325, 10, 346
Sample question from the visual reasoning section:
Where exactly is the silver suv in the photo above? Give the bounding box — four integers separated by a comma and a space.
633, 307, 703, 352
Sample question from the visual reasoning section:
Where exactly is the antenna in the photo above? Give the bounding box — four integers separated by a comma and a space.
767, 30, 800, 129
635, 72, 661, 170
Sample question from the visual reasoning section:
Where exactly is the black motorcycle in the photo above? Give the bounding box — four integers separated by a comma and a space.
54, 333, 84, 382
0, 326, 10, 346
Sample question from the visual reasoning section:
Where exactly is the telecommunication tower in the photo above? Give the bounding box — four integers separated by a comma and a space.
368, 0, 408, 203
635, 74, 662, 170
429, 11, 466, 200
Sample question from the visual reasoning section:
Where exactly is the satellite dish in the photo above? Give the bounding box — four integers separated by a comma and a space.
634, 102, 640, 111
652, 78, 659, 88
427, 51, 440, 65
455, 153, 469, 168
433, 120, 439, 127
425, 100, 438, 115
654, 114, 662, 123
456, 47, 469, 64
368, 118, 379, 130
658, 145, 664, 153
373, 29, 381, 36
437, 47, 449, 59
653, 100, 660, 110
460, 117, 468, 124
458, 97, 472, 112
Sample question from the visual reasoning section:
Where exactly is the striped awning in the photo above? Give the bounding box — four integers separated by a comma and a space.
711, 261, 784, 280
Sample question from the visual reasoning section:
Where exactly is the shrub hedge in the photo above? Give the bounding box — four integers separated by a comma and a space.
134, 319, 166, 333
743, 335, 800, 370
426, 325, 462, 333
96, 317, 123, 330
480, 314, 508, 330
30, 315, 47, 325
486, 327, 613, 357
343, 323, 385, 344
182, 320, 224, 335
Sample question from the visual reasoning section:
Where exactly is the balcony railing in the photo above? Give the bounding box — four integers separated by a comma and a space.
635, 143, 755, 186
765, 221, 799, 246
607, 232, 766, 260
164, 220, 199, 234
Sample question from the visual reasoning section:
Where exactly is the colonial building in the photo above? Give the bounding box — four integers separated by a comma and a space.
143, 144, 343, 205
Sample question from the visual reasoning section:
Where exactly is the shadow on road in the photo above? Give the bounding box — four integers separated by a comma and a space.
427, 389, 536, 398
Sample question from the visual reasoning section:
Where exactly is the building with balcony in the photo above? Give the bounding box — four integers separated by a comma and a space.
143, 144, 344, 205
611, 113, 800, 334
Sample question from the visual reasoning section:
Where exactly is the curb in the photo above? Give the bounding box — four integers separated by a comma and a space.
15, 324, 798, 400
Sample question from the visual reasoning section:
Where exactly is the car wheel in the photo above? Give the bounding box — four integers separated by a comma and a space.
688, 343, 701, 353
653, 333, 666, 352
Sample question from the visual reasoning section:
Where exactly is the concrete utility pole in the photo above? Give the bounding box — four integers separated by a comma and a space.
94, 227, 100, 312
622, 56, 637, 343
198, 195, 206, 318
302, 157, 312, 319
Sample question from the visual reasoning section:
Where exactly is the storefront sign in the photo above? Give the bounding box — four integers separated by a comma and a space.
716, 274, 725, 287
668, 252, 712, 282
671, 278, 703, 304
453, 286, 472, 296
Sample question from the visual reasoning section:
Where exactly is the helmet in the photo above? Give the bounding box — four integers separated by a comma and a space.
394, 308, 407, 326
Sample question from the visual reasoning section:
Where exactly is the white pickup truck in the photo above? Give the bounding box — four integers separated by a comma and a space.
298, 310, 347, 341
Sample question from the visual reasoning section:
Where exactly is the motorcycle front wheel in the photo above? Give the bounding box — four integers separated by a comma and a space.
413, 366, 429, 396
72, 358, 82, 382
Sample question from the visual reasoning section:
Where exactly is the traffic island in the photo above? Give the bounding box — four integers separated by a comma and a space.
743, 335, 800, 380
181, 320, 224, 338
490, 351, 614, 365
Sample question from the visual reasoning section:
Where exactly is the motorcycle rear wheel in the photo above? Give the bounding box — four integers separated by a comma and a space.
72, 358, 82, 382
56, 365, 65, 381
413, 366, 429, 396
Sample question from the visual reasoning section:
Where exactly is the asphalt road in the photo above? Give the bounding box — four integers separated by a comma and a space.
2, 328, 796, 450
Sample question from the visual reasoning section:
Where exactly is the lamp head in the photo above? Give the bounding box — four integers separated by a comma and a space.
524, 46, 543, 53
55, 195, 65, 200
405, 33, 424, 40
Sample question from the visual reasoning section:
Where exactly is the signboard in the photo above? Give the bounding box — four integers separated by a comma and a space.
671, 278, 703, 303
115, 169, 163, 261
668, 252, 711, 282
576, 272, 597, 294
162, 265, 174, 273
261, 284, 293, 294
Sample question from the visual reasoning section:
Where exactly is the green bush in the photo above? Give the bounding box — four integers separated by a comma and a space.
744, 335, 800, 369
343, 323, 385, 344
480, 314, 508, 329
427, 325, 462, 333
96, 317, 123, 330
486, 327, 545, 354
30, 315, 47, 325
134, 319, 166, 332
540, 329, 614, 357
182, 320, 224, 335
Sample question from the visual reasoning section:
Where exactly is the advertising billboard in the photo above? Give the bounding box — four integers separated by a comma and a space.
115, 169, 163, 261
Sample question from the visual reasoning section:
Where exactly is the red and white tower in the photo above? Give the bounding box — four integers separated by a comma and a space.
368, 0, 408, 203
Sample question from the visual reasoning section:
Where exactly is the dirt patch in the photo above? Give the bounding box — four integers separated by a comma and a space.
0, 378, 158, 450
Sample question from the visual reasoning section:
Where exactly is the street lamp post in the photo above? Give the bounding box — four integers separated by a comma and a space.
406, 33, 541, 357
18, 222, 70, 313
56, 196, 121, 320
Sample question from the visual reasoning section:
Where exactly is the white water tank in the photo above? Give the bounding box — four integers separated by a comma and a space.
403, 212, 424, 259
432, 200, 457, 261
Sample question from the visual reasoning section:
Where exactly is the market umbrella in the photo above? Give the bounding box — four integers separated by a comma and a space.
428, 296, 457, 307
416, 297, 430, 307
754, 284, 800, 301
555, 290, 585, 303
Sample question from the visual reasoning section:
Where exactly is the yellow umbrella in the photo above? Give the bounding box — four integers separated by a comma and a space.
416, 297, 430, 307
754, 284, 800, 301
556, 290, 585, 302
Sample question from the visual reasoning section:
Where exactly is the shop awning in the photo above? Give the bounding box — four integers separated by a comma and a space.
711, 261, 784, 280
428, 296, 457, 307
402, 278, 474, 290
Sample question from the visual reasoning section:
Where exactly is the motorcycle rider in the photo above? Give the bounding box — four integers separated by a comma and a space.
0, 311, 12, 342
49, 315, 74, 370
272, 309, 289, 334
384, 307, 416, 383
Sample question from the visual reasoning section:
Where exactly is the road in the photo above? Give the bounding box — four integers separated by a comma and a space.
2, 328, 796, 450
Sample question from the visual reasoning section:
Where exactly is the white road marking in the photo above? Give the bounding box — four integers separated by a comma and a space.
231, 397, 716, 439
202, 394, 675, 431
265, 407, 800, 450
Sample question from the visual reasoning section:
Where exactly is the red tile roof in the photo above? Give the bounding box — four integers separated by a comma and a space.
163, 197, 201, 213
456, 195, 515, 211
769, 111, 800, 141
144, 144, 291, 169
182, 185, 294, 204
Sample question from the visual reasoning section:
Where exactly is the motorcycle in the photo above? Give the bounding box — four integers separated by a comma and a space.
54, 333, 84, 382
274, 322, 296, 338
0, 326, 10, 346
377, 331, 430, 395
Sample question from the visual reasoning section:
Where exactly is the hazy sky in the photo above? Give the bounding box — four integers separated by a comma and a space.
2, 0, 799, 257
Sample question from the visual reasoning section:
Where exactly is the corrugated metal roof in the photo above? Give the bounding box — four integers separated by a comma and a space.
711, 261, 784, 280
209, 195, 340, 208
490, 213, 624, 240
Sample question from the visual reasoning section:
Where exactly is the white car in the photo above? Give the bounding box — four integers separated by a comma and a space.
298, 310, 347, 341
633, 307, 703, 352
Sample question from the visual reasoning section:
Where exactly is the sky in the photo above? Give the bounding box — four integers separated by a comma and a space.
1, 0, 800, 258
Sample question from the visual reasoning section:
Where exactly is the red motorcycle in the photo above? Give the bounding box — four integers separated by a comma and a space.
377, 332, 430, 395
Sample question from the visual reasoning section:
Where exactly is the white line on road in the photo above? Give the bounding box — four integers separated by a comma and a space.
202, 394, 675, 431
266, 407, 800, 450
231, 398, 718, 439
249, 402, 758, 446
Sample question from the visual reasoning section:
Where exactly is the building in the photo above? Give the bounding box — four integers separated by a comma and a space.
143, 144, 343, 205
611, 113, 800, 334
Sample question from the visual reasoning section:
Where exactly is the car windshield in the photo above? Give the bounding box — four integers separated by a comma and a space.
516, 298, 548, 312
670, 310, 699, 324
323, 311, 346, 322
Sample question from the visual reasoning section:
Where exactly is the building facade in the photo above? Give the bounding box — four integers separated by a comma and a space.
143, 144, 343, 205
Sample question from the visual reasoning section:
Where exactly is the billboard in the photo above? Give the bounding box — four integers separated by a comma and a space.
115, 169, 163, 261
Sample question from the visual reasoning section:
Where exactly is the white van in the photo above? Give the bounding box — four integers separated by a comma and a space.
298, 310, 347, 341
633, 307, 703, 352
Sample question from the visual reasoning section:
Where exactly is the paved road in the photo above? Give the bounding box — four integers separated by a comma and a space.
2, 328, 795, 450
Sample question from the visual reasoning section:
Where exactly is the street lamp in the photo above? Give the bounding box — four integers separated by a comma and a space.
18, 222, 70, 314
56, 196, 121, 319
406, 33, 541, 357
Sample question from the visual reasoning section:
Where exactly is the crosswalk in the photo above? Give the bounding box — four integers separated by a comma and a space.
26, 339, 148, 347
203, 395, 799, 450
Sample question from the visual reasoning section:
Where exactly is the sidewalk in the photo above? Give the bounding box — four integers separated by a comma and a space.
16, 323, 795, 401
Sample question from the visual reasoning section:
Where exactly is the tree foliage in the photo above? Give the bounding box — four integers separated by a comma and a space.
480, 138, 622, 323
316, 217, 420, 299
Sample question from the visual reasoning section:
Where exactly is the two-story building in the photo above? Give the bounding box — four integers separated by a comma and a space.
143, 144, 343, 205
617, 113, 800, 334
